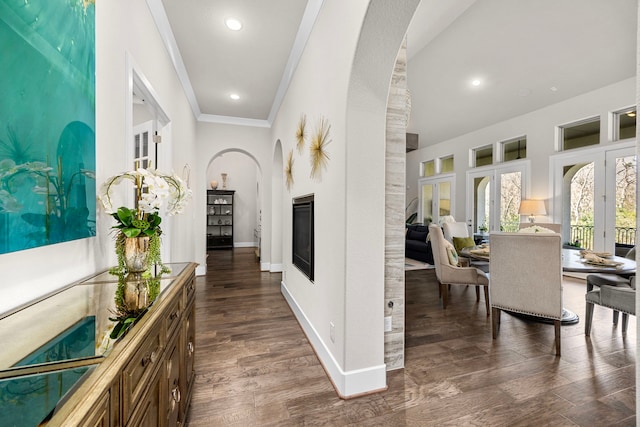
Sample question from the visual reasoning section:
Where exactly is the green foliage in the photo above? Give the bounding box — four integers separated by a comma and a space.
111, 207, 162, 238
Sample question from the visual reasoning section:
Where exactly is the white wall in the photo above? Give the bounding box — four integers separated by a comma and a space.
207, 152, 258, 246
406, 78, 636, 221
268, 0, 419, 397
0, 0, 198, 314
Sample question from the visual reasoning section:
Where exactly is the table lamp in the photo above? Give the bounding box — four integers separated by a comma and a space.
519, 199, 546, 223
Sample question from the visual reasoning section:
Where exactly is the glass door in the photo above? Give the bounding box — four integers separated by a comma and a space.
418, 175, 454, 225
551, 142, 635, 251
605, 148, 636, 252
466, 162, 528, 234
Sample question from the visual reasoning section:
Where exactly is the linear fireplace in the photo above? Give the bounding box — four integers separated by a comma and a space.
292, 195, 314, 281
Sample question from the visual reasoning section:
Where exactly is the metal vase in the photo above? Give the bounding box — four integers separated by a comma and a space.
123, 236, 151, 273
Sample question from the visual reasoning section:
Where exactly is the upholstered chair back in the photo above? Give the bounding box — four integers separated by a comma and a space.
443, 222, 469, 243
490, 232, 563, 320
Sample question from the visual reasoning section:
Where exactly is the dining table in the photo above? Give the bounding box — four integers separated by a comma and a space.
459, 245, 637, 325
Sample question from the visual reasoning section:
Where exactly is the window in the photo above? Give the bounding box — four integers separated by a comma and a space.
422, 160, 435, 177
613, 107, 636, 141
559, 117, 600, 151
440, 156, 454, 173
501, 137, 526, 162
473, 145, 493, 167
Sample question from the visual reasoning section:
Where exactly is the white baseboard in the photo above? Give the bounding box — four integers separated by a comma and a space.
280, 281, 387, 398
234, 241, 257, 248
270, 263, 283, 272
195, 264, 206, 276
260, 262, 270, 271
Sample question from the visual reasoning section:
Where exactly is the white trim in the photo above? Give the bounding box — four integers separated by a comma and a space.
195, 265, 206, 276
260, 262, 271, 271
270, 263, 284, 273
281, 282, 387, 397
198, 114, 271, 128
233, 242, 257, 248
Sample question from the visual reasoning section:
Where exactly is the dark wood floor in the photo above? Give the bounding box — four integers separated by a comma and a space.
186, 248, 636, 426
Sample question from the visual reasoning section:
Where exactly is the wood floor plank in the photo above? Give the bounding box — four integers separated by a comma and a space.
185, 248, 636, 426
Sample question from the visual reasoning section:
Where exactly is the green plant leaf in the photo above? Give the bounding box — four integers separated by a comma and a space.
122, 228, 141, 238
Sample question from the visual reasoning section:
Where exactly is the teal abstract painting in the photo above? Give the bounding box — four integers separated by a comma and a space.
0, 0, 96, 253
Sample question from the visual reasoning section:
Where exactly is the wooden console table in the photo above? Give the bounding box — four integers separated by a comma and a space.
0, 262, 197, 427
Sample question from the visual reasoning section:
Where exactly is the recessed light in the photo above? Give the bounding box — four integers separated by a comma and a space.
225, 18, 242, 31
230, 93, 240, 100
471, 79, 481, 87
550, 86, 558, 92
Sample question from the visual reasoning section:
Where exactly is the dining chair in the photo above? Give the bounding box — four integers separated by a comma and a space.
585, 274, 635, 335
442, 221, 489, 273
489, 232, 563, 356
428, 224, 490, 315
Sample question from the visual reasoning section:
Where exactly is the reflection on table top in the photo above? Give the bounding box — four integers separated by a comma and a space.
460, 246, 636, 275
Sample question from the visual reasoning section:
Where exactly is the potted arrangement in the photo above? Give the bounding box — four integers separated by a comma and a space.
99, 166, 191, 276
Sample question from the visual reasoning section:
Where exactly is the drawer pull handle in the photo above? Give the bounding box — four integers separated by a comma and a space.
172, 386, 181, 403
141, 349, 158, 367
187, 342, 194, 355
170, 310, 180, 321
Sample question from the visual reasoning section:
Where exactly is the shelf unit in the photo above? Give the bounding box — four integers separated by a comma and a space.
207, 189, 235, 249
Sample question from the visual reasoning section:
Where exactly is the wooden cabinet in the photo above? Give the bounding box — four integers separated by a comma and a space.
33, 262, 199, 427
206, 190, 235, 249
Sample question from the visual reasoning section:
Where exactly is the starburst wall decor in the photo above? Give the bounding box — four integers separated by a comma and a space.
309, 116, 331, 180
295, 114, 307, 154
284, 149, 294, 191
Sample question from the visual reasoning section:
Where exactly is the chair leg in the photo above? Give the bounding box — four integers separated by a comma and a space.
554, 319, 561, 357
622, 313, 629, 333
440, 283, 448, 309
613, 310, 619, 325
585, 302, 594, 336
483, 286, 490, 316
475, 286, 480, 301
491, 307, 500, 339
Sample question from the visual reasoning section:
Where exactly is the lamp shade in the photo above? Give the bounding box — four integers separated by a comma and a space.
518, 199, 546, 216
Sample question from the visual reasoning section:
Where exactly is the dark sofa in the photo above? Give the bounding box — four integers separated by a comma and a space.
405, 224, 434, 264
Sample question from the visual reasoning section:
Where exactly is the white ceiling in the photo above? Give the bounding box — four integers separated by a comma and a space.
154, 0, 637, 145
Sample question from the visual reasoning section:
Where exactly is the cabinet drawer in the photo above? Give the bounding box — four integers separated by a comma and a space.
184, 276, 196, 307
122, 329, 162, 421
164, 296, 182, 342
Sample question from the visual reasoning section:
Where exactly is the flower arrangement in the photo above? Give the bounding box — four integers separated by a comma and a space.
99, 166, 191, 275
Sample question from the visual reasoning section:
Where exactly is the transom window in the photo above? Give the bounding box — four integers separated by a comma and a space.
559, 117, 600, 151
501, 137, 526, 162
440, 156, 454, 173
613, 107, 636, 141
473, 145, 493, 167
422, 160, 435, 177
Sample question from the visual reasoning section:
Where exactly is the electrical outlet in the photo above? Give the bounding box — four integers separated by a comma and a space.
329, 322, 335, 342
384, 316, 392, 332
